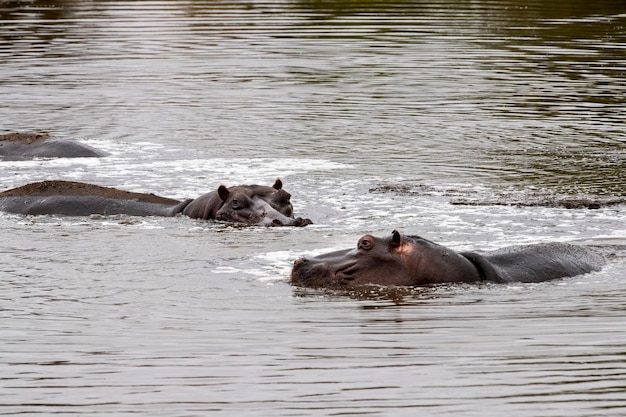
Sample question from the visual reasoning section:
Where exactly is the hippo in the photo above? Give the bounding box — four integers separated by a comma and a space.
0, 132, 107, 160
291, 230, 605, 288
180, 179, 309, 226
0, 179, 312, 227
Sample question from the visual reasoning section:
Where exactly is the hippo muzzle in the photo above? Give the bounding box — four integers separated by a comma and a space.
291, 248, 359, 287
216, 197, 312, 227
260, 216, 311, 227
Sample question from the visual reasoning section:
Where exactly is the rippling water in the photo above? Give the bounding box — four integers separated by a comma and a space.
1, 1, 625, 415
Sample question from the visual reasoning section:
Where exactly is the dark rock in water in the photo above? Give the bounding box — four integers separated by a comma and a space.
450, 196, 625, 210
369, 182, 625, 210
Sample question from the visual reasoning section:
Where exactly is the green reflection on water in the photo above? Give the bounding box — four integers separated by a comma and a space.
490, 144, 625, 196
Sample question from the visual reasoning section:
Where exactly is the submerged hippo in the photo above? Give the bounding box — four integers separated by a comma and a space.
0, 132, 107, 160
291, 230, 605, 288
0, 179, 312, 227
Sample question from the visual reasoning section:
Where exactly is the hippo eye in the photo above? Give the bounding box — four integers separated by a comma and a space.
232, 199, 241, 209
358, 238, 373, 251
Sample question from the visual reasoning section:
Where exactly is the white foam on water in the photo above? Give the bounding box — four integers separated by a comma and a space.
251, 244, 360, 283
212, 266, 243, 274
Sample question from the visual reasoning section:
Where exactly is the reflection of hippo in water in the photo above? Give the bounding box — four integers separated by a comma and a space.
291, 230, 605, 288
0, 179, 312, 227
0, 132, 107, 160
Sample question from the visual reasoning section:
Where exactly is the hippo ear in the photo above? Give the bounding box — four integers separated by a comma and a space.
217, 185, 230, 201
390, 230, 402, 248
272, 178, 283, 190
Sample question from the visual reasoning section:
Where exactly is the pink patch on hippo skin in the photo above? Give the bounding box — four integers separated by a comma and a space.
390, 230, 417, 259
397, 242, 416, 257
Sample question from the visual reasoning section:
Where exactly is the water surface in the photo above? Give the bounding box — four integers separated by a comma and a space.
1, 1, 625, 415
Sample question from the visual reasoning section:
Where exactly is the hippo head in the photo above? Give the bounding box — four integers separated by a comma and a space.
291, 230, 479, 288
214, 179, 312, 227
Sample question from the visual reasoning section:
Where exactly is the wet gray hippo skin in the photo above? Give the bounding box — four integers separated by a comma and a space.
291, 230, 605, 288
0, 132, 107, 160
0, 179, 312, 227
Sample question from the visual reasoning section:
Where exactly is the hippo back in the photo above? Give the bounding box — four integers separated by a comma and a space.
0, 133, 107, 160
181, 191, 221, 219
0, 180, 189, 217
0, 195, 190, 217
461, 242, 605, 283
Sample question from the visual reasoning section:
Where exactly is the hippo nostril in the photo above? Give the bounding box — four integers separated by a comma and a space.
293, 258, 306, 268
272, 219, 283, 226
294, 217, 313, 227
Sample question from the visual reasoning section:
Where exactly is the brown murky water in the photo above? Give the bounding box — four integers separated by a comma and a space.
1, 1, 625, 415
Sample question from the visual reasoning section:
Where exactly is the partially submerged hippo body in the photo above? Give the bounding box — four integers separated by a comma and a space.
0, 132, 107, 160
0, 179, 311, 227
291, 230, 605, 288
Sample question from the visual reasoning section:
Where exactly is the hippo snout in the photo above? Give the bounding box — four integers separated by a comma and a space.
266, 217, 312, 227
290, 257, 309, 283
294, 217, 313, 227
290, 247, 363, 288
290, 257, 334, 287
